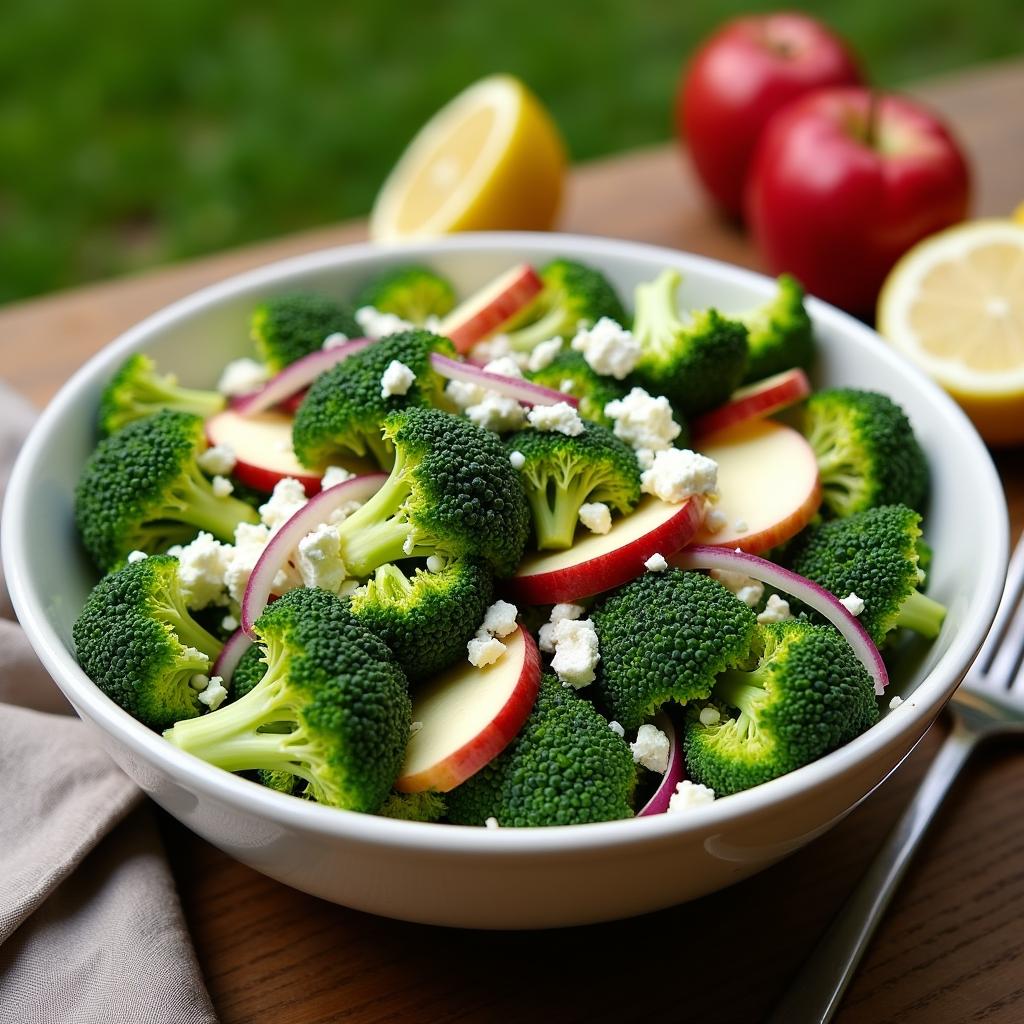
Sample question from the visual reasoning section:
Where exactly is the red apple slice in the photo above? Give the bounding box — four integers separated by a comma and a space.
395, 625, 542, 793
439, 263, 543, 354
694, 419, 821, 552
505, 495, 705, 605
692, 368, 811, 439
206, 409, 377, 496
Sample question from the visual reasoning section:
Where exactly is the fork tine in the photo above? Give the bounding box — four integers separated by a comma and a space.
976, 531, 1024, 683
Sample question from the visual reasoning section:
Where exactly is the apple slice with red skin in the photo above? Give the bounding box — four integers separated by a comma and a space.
395, 625, 542, 793
439, 263, 543, 354
505, 495, 705, 605
694, 418, 821, 552
692, 368, 811, 439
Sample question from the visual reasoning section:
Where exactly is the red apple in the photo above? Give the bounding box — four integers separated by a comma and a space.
395, 625, 542, 793
746, 87, 970, 314
692, 368, 811, 440
679, 13, 861, 218
439, 263, 543, 354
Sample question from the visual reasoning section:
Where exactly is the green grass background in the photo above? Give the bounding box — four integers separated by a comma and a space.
2, 0, 1021, 304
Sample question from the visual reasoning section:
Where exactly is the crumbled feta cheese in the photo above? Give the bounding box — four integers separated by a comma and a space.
211, 474, 234, 498
484, 816, 500, 829
635, 448, 655, 471
710, 569, 764, 608
889, 695, 904, 710
549, 617, 600, 689
734, 519, 749, 533
322, 332, 349, 350
509, 450, 526, 470
355, 305, 413, 340
410, 721, 424, 736
570, 317, 640, 380
468, 334, 529, 370
126, 550, 148, 564
538, 602, 586, 652
644, 552, 668, 572
465, 392, 527, 433
258, 477, 308, 531
467, 635, 507, 668
197, 675, 228, 710
668, 780, 716, 812
699, 706, 721, 726
608, 720, 625, 738
640, 448, 719, 504
560, 379, 575, 394
197, 444, 237, 476
167, 532, 231, 609
296, 523, 347, 592
321, 465, 355, 489
841, 592, 865, 616
527, 336, 564, 372
189, 673, 209, 692
703, 506, 727, 534
630, 723, 670, 774
224, 521, 298, 605
483, 356, 525, 380
578, 501, 612, 535
426, 555, 445, 573
218, 358, 269, 397
527, 401, 584, 436
604, 387, 682, 452
481, 600, 519, 639
757, 593, 792, 624
445, 378, 485, 411
380, 360, 416, 398
221, 614, 239, 633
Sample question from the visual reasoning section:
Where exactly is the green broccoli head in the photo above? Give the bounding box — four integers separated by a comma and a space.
376, 790, 447, 822
504, 422, 641, 550
333, 407, 530, 579
505, 259, 627, 353
786, 504, 946, 646
292, 329, 456, 470
73, 555, 224, 730
804, 388, 929, 517
98, 353, 226, 436
163, 587, 411, 812
348, 559, 494, 682
446, 675, 636, 827
738, 274, 815, 384
75, 409, 260, 570
525, 350, 627, 429
631, 269, 748, 415
353, 265, 456, 324
251, 292, 360, 372
684, 619, 879, 796
229, 642, 266, 701
592, 568, 757, 729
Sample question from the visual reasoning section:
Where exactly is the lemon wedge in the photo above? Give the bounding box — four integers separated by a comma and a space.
877, 219, 1024, 445
370, 75, 566, 241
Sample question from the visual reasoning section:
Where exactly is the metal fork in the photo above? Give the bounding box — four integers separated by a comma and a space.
768, 532, 1024, 1024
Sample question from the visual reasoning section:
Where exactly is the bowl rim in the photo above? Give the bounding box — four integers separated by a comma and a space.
2, 230, 1009, 854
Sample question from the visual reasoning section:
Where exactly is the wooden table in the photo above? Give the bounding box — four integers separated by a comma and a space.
5, 59, 1024, 1024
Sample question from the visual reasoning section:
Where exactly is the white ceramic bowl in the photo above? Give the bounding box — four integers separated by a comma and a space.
2, 233, 1008, 929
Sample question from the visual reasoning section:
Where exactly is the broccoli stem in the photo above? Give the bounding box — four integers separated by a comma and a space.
169, 466, 259, 542
527, 476, 596, 550
633, 269, 685, 359
150, 581, 224, 657
137, 375, 225, 419
713, 668, 768, 725
507, 305, 566, 352
895, 588, 946, 639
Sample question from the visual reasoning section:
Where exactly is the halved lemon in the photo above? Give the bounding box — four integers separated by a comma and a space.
370, 75, 566, 241
877, 219, 1024, 445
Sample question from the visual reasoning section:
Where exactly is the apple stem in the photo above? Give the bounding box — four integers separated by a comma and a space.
865, 90, 879, 149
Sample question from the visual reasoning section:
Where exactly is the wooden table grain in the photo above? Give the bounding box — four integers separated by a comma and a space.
4, 58, 1024, 1024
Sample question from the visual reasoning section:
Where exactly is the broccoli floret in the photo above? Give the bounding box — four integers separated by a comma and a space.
75, 409, 259, 570
98, 353, 226, 436
504, 422, 640, 550
505, 259, 627, 353
736, 275, 815, 384
163, 587, 411, 812
251, 292, 360, 372
377, 791, 447, 822
257, 769, 305, 795
229, 642, 266, 701
292, 329, 456, 470
73, 555, 223, 731
631, 269, 748, 415
685, 620, 879, 796
348, 560, 494, 682
353, 265, 456, 324
525, 350, 627, 429
804, 388, 929, 517
786, 504, 946, 646
446, 676, 636, 827
592, 568, 757, 729
332, 407, 530, 579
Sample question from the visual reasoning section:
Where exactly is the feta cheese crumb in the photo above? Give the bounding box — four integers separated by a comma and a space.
841, 592, 866, 617
380, 359, 416, 398
211, 474, 234, 498
167, 531, 231, 609
527, 401, 584, 436
469, 333, 527, 368
640, 448, 719, 504
465, 392, 527, 433
221, 614, 239, 633
527, 336, 564, 372
608, 720, 625, 738
549, 617, 600, 689
570, 317, 640, 379
197, 444, 237, 476
703, 506, 727, 534
467, 635, 507, 668
218, 357, 269, 397
355, 305, 413, 340
322, 332, 349, 350
481, 600, 519, 639
668, 780, 716, 812
426, 555, 445, 573
509, 450, 526, 470
259, 478, 308, 532
699, 706, 721, 726
644, 552, 668, 573
483, 356, 525, 380
635, 448, 656, 471
757, 594, 792, 624
484, 816, 500, 829
189, 673, 209, 692
578, 501, 612, 535
733, 519, 749, 533
296, 523, 347, 592
445, 378, 485, 411
630, 723, 670, 774
410, 721, 424, 736
197, 675, 228, 711
126, 550, 148, 564
538, 603, 586, 653
889, 695, 904, 710
559, 379, 575, 394
321, 465, 355, 489
710, 569, 764, 608
604, 387, 682, 452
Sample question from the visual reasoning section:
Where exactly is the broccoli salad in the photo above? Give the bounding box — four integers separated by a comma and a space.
71, 258, 944, 827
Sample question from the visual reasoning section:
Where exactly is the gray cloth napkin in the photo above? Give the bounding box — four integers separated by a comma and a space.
0, 382, 217, 1024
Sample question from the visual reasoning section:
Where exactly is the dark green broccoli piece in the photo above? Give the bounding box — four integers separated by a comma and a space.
333, 407, 530, 578
229, 642, 266, 701
163, 587, 411, 812
592, 568, 757, 729
737, 274, 814, 384
504, 422, 640, 550
353, 265, 456, 324
526, 349, 627, 429
348, 559, 493, 682
804, 388, 928, 517
75, 409, 259, 570
257, 769, 305, 795
446, 676, 636, 827
292, 329, 456, 470
631, 268, 748, 415
786, 504, 946, 646
505, 259, 627, 353
73, 555, 224, 731
251, 292, 360, 372
98, 353, 226, 436
685, 620, 879, 796
376, 791, 447, 822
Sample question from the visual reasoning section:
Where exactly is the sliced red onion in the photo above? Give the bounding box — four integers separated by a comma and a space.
232, 338, 372, 415
212, 627, 253, 685
637, 711, 684, 817
429, 353, 578, 409
241, 473, 387, 636
671, 545, 888, 695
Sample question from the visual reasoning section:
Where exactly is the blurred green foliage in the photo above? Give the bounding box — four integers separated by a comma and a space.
1, 0, 1021, 303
